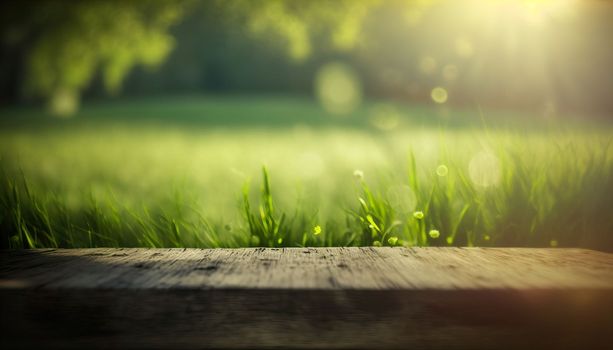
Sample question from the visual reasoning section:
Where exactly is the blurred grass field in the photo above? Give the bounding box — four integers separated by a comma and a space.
1, 96, 612, 250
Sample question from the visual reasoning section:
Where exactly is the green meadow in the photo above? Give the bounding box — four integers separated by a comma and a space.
1, 96, 611, 250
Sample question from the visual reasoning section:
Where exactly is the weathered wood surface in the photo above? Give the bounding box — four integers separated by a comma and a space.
1, 247, 612, 349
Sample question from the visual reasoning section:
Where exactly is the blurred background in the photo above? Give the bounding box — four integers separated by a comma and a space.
0, 0, 612, 250
1, 0, 612, 118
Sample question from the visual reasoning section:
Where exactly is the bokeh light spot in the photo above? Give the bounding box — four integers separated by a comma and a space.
315, 62, 362, 116
49, 89, 78, 118
369, 104, 401, 131
431, 87, 448, 104
436, 164, 449, 177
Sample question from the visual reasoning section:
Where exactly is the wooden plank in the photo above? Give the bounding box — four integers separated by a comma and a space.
1, 248, 612, 349
2, 247, 612, 290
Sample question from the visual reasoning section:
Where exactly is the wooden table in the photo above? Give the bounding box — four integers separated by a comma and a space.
1, 247, 612, 349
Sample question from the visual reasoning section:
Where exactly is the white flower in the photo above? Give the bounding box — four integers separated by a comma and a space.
353, 169, 364, 180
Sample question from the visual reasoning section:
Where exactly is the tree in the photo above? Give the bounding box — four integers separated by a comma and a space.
1, 0, 383, 116
229, 0, 380, 62
1, 0, 187, 116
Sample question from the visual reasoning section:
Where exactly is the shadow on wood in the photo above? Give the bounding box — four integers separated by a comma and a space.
1, 248, 612, 349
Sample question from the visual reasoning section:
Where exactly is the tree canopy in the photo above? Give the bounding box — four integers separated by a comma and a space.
2, 1, 186, 115
1, 0, 383, 116
2, 0, 611, 116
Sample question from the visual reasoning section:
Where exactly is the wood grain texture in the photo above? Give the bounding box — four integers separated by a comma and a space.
1, 248, 612, 349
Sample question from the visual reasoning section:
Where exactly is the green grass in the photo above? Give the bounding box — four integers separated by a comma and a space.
1, 95, 612, 250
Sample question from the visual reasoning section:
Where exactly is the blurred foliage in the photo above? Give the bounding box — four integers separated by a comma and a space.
1, 0, 612, 117
0, 97, 611, 249
0, 0, 382, 115
1, 1, 188, 115
230, 0, 380, 61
